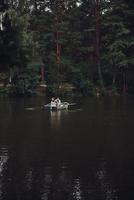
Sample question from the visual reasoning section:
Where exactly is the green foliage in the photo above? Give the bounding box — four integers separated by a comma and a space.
0, 72, 9, 83
0, 0, 134, 96
11, 64, 40, 95
0, 0, 35, 82
101, 0, 134, 93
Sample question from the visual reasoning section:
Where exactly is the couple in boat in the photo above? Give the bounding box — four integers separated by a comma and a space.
50, 97, 61, 108
44, 97, 69, 110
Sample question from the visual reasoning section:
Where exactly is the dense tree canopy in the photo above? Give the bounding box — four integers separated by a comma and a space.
0, 0, 134, 95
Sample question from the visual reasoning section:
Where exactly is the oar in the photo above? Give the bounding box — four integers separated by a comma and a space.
25, 106, 43, 110
68, 103, 76, 106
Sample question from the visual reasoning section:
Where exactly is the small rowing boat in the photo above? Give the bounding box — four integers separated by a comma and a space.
44, 102, 76, 111
44, 102, 69, 111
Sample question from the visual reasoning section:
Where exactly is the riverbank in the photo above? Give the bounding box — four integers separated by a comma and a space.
0, 82, 124, 98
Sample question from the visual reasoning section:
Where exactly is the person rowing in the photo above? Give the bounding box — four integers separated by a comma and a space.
54, 97, 61, 107
50, 98, 56, 108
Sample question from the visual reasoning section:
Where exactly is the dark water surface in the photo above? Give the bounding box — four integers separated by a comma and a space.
0, 96, 134, 200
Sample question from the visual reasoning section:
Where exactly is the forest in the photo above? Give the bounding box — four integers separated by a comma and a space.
0, 0, 134, 96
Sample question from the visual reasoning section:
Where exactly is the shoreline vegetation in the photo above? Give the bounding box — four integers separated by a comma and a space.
0, 79, 121, 97
0, 1, 134, 97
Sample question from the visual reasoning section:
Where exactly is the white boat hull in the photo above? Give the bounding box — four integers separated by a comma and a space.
44, 102, 69, 110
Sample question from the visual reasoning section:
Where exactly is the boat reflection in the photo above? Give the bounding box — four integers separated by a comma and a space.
50, 110, 61, 129
50, 110, 68, 129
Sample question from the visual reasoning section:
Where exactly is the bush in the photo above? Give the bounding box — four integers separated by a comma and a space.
79, 79, 95, 96
11, 65, 40, 95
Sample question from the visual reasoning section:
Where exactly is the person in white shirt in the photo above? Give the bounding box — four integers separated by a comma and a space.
50, 98, 56, 107
54, 97, 61, 107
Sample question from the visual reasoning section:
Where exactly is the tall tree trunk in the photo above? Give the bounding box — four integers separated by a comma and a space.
55, 14, 62, 85
95, 0, 104, 90
41, 65, 45, 82
9, 68, 13, 83
111, 57, 116, 86
123, 70, 127, 95
56, 26, 61, 69
112, 74, 116, 85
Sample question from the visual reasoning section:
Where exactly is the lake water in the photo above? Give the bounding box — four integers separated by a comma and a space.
0, 96, 134, 200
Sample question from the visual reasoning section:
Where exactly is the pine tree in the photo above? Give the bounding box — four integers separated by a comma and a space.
101, 0, 133, 94
0, 0, 36, 92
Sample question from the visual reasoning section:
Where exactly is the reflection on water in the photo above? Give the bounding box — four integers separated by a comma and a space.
96, 160, 118, 200
50, 110, 68, 129
0, 145, 8, 199
0, 152, 118, 200
0, 146, 8, 174
22, 161, 118, 200
25, 169, 33, 191
73, 178, 82, 200
41, 167, 53, 200
50, 111, 62, 129
0, 97, 134, 199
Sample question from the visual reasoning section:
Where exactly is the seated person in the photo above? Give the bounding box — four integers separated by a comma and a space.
50, 98, 56, 107
54, 97, 61, 107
